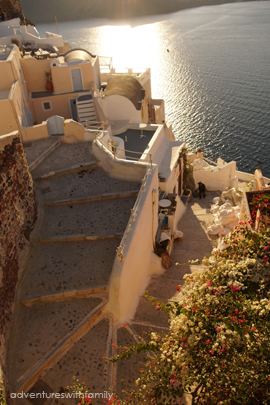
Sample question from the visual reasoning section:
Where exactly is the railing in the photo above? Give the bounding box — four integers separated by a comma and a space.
116, 166, 153, 261
203, 156, 218, 166
85, 121, 106, 131
94, 130, 154, 261
99, 56, 113, 71
97, 134, 152, 165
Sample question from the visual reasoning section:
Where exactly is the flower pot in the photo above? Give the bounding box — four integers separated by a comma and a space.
46, 82, 53, 93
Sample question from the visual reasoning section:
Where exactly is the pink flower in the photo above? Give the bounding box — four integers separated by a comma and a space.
210, 350, 214, 355
111, 343, 116, 347
219, 289, 223, 293
207, 282, 212, 287
217, 327, 221, 332
170, 342, 173, 345
230, 285, 240, 292
205, 339, 210, 344
264, 247, 268, 251
170, 379, 175, 384
215, 292, 218, 295
155, 305, 160, 310
176, 285, 181, 292
221, 347, 226, 352
150, 361, 154, 365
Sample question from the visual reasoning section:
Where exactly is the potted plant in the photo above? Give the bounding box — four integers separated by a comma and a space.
45, 71, 53, 93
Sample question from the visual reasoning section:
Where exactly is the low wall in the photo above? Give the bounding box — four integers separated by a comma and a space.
107, 166, 162, 322
92, 136, 148, 182
0, 131, 37, 391
21, 122, 49, 142
62, 120, 97, 143
193, 161, 237, 191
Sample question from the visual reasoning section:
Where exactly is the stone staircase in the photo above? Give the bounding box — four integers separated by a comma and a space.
8, 139, 219, 405
76, 93, 99, 128
7, 139, 140, 404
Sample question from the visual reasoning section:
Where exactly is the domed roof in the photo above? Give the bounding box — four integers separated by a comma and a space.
63, 48, 96, 63
106, 75, 145, 110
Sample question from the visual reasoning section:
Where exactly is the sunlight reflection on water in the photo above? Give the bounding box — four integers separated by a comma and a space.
37, 2, 270, 176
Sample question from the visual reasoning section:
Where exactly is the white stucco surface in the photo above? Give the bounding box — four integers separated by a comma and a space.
193, 160, 237, 191
99, 95, 140, 123
92, 136, 149, 182
107, 166, 162, 321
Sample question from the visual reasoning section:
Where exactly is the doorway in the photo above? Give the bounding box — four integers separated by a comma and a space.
70, 99, 78, 121
71, 68, 83, 91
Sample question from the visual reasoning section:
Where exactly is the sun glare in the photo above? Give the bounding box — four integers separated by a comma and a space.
98, 23, 158, 69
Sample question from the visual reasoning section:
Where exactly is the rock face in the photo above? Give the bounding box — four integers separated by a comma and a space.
0, 132, 37, 388
18, 0, 251, 24
0, 0, 22, 21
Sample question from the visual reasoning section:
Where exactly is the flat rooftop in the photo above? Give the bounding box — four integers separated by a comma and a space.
31, 89, 91, 98
116, 128, 155, 160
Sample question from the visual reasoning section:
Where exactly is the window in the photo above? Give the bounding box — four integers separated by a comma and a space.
42, 101, 52, 111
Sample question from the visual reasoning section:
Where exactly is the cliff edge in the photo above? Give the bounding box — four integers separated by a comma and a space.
13, 0, 257, 24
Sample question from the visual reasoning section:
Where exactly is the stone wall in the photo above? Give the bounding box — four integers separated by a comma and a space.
0, 0, 22, 21
0, 131, 37, 386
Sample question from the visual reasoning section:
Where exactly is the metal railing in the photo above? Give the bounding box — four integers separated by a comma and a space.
96, 134, 153, 165
116, 165, 153, 261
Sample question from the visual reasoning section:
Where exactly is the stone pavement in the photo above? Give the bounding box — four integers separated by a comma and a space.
8, 138, 219, 405
7, 140, 141, 404
130, 191, 219, 404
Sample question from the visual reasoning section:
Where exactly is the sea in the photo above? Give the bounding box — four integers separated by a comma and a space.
37, 1, 270, 177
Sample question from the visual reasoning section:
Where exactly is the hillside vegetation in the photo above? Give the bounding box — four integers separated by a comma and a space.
19, 0, 254, 24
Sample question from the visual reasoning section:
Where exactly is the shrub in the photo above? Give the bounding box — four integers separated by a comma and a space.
108, 221, 270, 405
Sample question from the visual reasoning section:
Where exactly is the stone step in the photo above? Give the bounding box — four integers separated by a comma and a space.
37, 166, 141, 203
21, 285, 108, 307
34, 160, 100, 180
20, 240, 120, 299
31, 141, 95, 179
29, 138, 63, 172
39, 196, 137, 239
13, 300, 106, 393
43, 190, 139, 206
40, 317, 110, 405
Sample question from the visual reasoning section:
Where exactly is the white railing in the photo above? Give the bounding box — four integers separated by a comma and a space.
94, 129, 154, 261
116, 165, 153, 261
96, 133, 152, 165
203, 156, 218, 166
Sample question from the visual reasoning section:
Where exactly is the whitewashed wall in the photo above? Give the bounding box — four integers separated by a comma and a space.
98, 95, 140, 123
193, 161, 237, 191
92, 136, 149, 181
107, 166, 163, 322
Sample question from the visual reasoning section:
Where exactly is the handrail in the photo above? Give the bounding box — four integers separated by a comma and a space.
203, 157, 218, 166
85, 120, 105, 131
116, 166, 153, 261
97, 134, 152, 165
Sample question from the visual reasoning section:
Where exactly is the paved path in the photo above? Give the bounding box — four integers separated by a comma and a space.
8, 138, 219, 405
8, 140, 140, 404
129, 191, 219, 404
